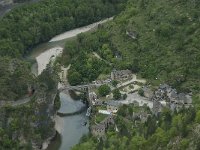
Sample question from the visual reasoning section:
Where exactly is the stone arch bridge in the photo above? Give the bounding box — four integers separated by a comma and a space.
58, 84, 102, 93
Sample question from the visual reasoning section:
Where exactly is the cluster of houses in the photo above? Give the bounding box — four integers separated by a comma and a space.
87, 69, 194, 138
89, 91, 121, 114
152, 84, 193, 115
89, 69, 135, 136
88, 91, 121, 137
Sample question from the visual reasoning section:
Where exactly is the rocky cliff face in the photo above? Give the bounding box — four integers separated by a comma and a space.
0, 66, 59, 149
0, 93, 57, 149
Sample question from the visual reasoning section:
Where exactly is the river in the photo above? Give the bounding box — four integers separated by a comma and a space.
46, 93, 89, 150
29, 18, 113, 150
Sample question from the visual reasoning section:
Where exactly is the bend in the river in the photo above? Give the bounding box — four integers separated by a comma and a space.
30, 18, 113, 150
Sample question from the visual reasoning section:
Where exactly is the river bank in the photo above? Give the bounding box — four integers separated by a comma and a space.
50, 17, 113, 42
30, 17, 113, 150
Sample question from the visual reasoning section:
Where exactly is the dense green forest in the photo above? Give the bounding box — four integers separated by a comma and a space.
0, 0, 128, 100
62, 0, 200, 93
0, 0, 127, 58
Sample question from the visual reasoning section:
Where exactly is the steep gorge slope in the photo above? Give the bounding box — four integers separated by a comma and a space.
63, 0, 200, 92
109, 0, 200, 92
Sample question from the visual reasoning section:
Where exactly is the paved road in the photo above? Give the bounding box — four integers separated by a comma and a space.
0, 96, 31, 108
118, 93, 153, 108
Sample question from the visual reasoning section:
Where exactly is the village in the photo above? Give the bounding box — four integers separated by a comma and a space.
86, 69, 193, 137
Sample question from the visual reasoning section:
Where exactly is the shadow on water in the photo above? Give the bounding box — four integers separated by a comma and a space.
46, 132, 62, 150
57, 106, 87, 117
46, 92, 89, 150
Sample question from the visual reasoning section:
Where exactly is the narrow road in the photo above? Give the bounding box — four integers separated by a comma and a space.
11, 97, 31, 107
93, 52, 112, 66
0, 96, 31, 108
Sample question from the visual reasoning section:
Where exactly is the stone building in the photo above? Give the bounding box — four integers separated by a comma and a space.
111, 69, 132, 81
91, 124, 105, 137
152, 101, 163, 116
91, 115, 115, 137
142, 86, 153, 98
106, 100, 121, 113
151, 84, 193, 113
89, 92, 98, 105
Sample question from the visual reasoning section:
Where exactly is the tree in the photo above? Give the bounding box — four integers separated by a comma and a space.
138, 88, 144, 96
111, 80, 118, 87
123, 94, 127, 100
195, 110, 200, 123
68, 71, 82, 86
113, 89, 121, 100
129, 136, 146, 149
98, 84, 111, 97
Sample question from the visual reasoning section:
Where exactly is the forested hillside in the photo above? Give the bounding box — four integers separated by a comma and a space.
0, 0, 127, 57
62, 0, 200, 93
0, 57, 34, 101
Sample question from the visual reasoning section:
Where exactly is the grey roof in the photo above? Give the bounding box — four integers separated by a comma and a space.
170, 103, 177, 111
178, 93, 187, 101
178, 94, 192, 103
185, 95, 192, 103
170, 91, 178, 99
92, 124, 105, 130
159, 84, 169, 89
106, 100, 121, 107
113, 70, 132, 76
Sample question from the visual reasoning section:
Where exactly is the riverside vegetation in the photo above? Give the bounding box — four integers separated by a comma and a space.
0, 0, 128, 149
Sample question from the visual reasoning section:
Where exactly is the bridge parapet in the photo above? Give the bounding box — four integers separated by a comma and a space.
59, 84, 102, 92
